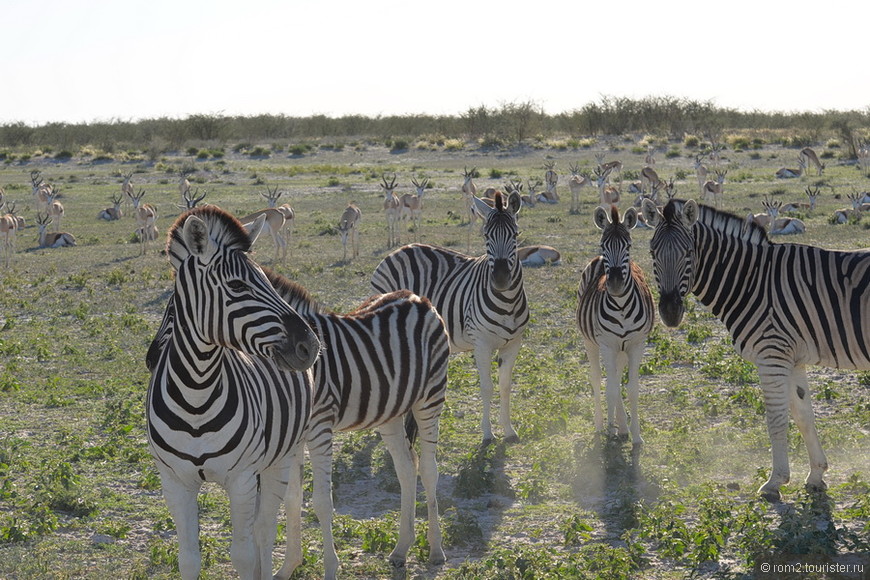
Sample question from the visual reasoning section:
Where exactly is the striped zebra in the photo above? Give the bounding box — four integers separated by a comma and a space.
263, 269, 449, 580
642, 198, 870, 502
145, 206, 320, 580
577, 205, 654, 445
371, 190, 528, 445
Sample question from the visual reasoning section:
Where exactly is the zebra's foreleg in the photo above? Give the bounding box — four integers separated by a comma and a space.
379, 417, 420, 570
626, 343, 645, 447
159, 474, 202, 580
584, 339, 604, 432
254, 466, 289, 580
227, 473, 264, 579
602, 347, 630, 441
474, 344, 498, 445
496, 336, 522, 444
276, 450, 305, 580
308, 434, 340, 580
414, 411, 445, 565
789, 365, 828, 492
757, 363, 792, 502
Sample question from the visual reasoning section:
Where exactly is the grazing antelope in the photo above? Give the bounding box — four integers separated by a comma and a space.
594, 166, 620, 206
775, 156, 806, 179
0, 202, 18, 267
36, 213, 77, 248
381, 174, 402, 247
130, 189, 158, 255
98, 194, 124, 221
568, 163, 592, 214
400, 176, 428, 239
594, 152, 623, 184
640, 165, 664, 195
577, 205, 654, 445
338, 202, 361, 261
799, 147, 825, 176
517, 245, 560, 267
702, 170, 727, 207
781, 186, 821, 213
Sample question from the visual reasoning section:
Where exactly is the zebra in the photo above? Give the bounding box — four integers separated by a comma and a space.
371, 190, 528, 445
641, 198, 870, 502
263, 269, 449, 580
577, 205, 654, 446
145, 206, 321, 580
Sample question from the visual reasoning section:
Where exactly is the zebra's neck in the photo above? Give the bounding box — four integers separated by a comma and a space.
691, 208, 769, 326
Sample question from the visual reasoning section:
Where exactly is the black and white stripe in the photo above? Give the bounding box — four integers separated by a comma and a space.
371, 190, 528, 445
145, 206, 319, 580
577, 205, 654, 445
643, 198, 870, 502
264, 270, 449, 580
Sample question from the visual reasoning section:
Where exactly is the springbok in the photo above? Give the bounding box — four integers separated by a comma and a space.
260, 184, 283, 208
761, 198, 807, 235
0, 202, 18, 267
540, 161, 558, 203
594, 152, 623, 184
239, 206, 289, 263
178, 170, 192, 205
338, 202, 361, 261
568, 163, 592, 214
775, 156, 806, 179
644, 146, 657, 166
461, 166, 478, 226
594, 166, 620, 206
848, 191, 870, 213
400, 176, 428, 239
276, 203, 295, 253
799, 147, 825, 176
517, 245, 561, 267
36, 213, 77, 247
694, 154, 709, 196
702, 170, 727, 207
177, 188, 208, 212
130, 189, 158, 255
99, 194, 124, 221
640, 165, 664, 195
781, 186, 821, 213
46, 187, 65, 232
858, 143, 870, 177
30, 170, 52, 212
380, 173, 402, 247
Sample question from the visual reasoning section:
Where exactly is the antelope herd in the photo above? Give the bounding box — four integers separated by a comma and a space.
0, 143, 867, 271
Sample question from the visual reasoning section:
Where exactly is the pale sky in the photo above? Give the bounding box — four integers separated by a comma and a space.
4, 0, 869, 126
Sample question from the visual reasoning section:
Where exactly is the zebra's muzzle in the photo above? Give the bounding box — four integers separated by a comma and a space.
274, 315, 321, 371
658, 290, 685, 328
491, 259, 511, 291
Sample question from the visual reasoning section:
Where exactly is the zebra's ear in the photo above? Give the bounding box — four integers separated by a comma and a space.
593, 205, 610, 230
682, 199, 700, 227
622, 207, 638, 230
182, 214, 213, 257
472, 195, 494, 219
641, 199, 660, 227
242, 214, 267, 245
506, 191, 522, 215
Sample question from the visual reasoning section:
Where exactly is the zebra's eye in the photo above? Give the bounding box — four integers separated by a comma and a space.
227, 280, 248, 293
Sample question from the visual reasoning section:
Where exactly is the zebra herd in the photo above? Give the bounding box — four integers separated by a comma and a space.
145, 187, 869, 578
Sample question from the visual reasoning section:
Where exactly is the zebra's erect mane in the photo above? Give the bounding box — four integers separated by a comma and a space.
667, 199, 770, 246
262, 267, 321, 315
167, 205, 254, 265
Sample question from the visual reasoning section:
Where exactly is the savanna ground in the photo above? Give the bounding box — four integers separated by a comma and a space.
0, 133, 868, 579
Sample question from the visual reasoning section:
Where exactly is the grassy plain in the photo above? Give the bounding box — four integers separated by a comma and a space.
0, 135, 868, 579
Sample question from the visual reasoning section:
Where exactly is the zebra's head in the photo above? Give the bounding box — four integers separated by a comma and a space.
167, 206, 320, 371
642, 198, 699, 327
593, 204, 637, 297
473, 191, 522, 292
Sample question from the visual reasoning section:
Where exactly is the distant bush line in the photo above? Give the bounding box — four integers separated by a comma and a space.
2, 96, 869, 157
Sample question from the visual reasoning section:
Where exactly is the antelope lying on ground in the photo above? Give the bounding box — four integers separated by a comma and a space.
99, 194, 124, 221
36, 213, 77, 247
517, 245, 561, 267
781, 186, 820, 213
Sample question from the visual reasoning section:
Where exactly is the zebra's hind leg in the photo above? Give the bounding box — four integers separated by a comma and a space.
276, 450, 305, 580
789, 365, 828, 492
626, 343, 645, 447
159, 474, 202, 580
414, 407, 445, 565
757, 363, 792, 502
379, 417, 420, 570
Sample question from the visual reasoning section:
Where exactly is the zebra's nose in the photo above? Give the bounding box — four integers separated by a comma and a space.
491, 258, 511, 290
658, 291, 685, 327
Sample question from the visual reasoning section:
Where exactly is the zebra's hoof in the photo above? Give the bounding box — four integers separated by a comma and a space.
479, 437, 494, 449
759, 487, 782, 504
389, 555, 406, 570
504, 434, 520, 445
805, 481, 828, 494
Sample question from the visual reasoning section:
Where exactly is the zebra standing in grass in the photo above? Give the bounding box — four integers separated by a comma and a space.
263, 270, 448, 580
145, 206, 320, 580
642, 198, 870, 502
371, 190, 528, 445
577, 205, 654, 446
